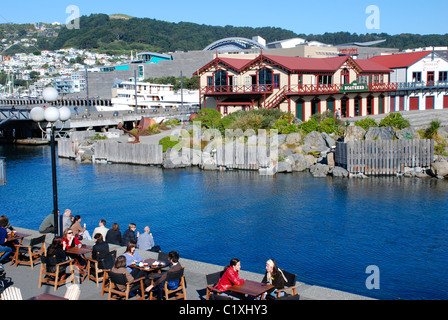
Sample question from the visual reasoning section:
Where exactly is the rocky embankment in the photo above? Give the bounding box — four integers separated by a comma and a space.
71, 124, 448, 180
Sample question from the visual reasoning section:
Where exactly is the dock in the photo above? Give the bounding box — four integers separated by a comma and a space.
1, 227, 374, 301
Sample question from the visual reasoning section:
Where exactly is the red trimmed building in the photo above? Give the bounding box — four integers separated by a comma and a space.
194, 53, 396, 121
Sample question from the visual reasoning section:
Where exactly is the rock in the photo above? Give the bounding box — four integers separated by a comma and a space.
290, 153, 311, 172
429, 161, 448, 178
321, 132, 336, 148
310, 163, 330, 177
304, 155, 317, 166
286, 132, 302, 145
277, 161, 292, 173
396, 127, 419, 140
330, 166, 349, 177
344, 126, 366, 142
303, 131, 327, 150
365, 127, 395, 141
326, 152, 335, 167
293, 118, 303, 125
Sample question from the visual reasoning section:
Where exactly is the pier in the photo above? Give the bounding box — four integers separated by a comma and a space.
1, 227, 374, 301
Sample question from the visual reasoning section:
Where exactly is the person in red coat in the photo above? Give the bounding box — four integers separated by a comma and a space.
215, 258, 245, 292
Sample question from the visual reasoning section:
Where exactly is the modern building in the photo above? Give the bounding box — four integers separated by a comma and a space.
370, 51, 448, 110
194, 53, 395, 121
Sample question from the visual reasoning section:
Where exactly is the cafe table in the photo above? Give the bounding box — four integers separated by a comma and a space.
130, 258, 169, 274
227, 280, 275, 300
6, 232, 31, 266
29, 293, 69, 300
66, 245, 93, 282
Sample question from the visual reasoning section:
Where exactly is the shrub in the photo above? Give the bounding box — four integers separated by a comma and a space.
193, 109, 223, 129
355, 117, 379, 131
297, 118, 319, 135
422, 120, 441, 139
159, 136, 180, 152
379, 113, 410, 130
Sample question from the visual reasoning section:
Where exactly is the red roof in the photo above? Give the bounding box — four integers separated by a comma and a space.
195, 54, 392, 75
370, 51, 432, 69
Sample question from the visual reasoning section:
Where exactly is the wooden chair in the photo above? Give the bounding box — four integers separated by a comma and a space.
157, 251, 169, 263
106, 270, 146, 301
12, 235, 46, 269
0, 286, 23, 300
64, 284, 81, 300
86, 249, 117, 287
38, 255, 75, 291
275, 270, 300, 298
149, 267, 187, 300
205, 271, 223, 300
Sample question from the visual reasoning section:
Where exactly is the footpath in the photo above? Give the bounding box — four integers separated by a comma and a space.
1, 227, 374, 301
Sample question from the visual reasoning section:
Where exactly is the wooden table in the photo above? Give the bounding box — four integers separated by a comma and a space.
5, 232, 30, 266
227, 280, 275, 299
130, 258, 169, 273
66, 245, 92, 282
6, 232, 30, 245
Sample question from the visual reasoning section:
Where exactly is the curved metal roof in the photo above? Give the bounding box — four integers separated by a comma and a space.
203, 37, 267, 51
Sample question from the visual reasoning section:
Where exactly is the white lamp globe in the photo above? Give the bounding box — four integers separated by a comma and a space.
42, 87, 59, 102
29, 107, 46, 122
44, 107, 60, 123
58, 107, 71, 121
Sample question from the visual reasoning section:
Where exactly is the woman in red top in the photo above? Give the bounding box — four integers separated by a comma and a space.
62, 228, 86, 267
215, 258, 245, 292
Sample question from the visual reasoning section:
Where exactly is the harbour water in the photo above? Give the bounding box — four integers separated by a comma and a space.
1, 144, 447, 300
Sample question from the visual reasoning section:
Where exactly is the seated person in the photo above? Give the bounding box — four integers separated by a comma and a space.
91, 233, 110, 269
0, 216, 13, 263
121, 223, 138, 246
45, 236, 70, 278
62, 228, 86, 267
122, 241, 142, 277
215, 258, 245, 292
111, 255, 147, 294
145, 251, 182, 300
105, 223, 122, 246
261, 259, 287, 299
137, 226, 161, 252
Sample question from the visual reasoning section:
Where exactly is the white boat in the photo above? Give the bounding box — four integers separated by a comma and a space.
96, 80, 200, 112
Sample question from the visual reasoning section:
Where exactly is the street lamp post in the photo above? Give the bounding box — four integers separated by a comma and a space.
30, 87, 71, 236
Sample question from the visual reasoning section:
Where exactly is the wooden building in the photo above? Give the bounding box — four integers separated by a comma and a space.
194, 54, 396, 121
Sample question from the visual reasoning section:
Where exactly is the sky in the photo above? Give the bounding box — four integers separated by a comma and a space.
0, 0, 447, 36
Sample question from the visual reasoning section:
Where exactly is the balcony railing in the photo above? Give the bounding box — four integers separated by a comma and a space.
395, 81, 448, 91
201, 85, 274, 95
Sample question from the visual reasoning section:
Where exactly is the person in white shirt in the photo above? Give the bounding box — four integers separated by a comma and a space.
92, 219, 109, 240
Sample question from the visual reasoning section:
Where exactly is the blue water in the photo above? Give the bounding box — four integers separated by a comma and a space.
1, 144, 448, 300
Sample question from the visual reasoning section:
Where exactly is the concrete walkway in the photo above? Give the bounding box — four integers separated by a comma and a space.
1, 227, 374, 301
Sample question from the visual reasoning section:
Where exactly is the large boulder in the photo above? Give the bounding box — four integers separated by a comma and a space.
310, 163, 330, 177
330, 166, 349, 177
277, 161, 292, 173
365, 127, 395, 141
321, 132, 336, 148
344, 126, 366, 142
290, 153, 311, 172
303, 131, 328, 151
396, 126, 419, 140
429, 161, 448, 179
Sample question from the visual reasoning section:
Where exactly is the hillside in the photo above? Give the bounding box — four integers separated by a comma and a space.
3, 14, 448, 55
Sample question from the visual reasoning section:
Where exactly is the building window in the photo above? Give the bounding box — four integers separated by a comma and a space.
367, 96, 373, 115
258, 68, 273, 86
439, 71, 448, 82
215, 70, 227, 88
318, 75, 333, 85
357, 75, 369, 84
341, 69, 349, 84
273, 74, 280, 88
207, 76, 213, 88
412, 72, 422, 82
298, 75, 303, 85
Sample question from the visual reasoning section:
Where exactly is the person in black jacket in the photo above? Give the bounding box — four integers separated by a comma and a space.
121, 223, 138, 246
46, 237, 69, 275
92, 233, 110, 269
261, 259, 287, 299
105, 223, 122, 246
